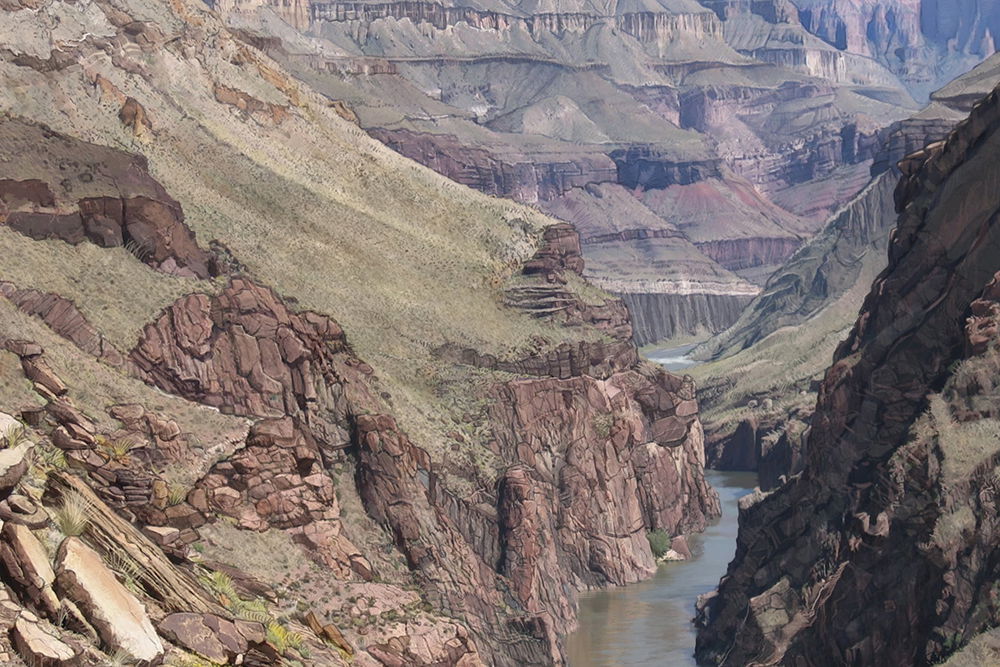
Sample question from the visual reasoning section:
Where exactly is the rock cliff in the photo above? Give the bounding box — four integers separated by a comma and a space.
696, 81, 1000, 665
218, 0, 919, 344
793, 0, 999, 100
690, 55, 1000, 489
0, 0, 720, 662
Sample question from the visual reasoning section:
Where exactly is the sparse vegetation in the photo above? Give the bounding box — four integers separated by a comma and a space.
593, 413, 614, 439
647, 529, 671, 559
97, 435, 139, 463
53, 490, 91, 537
0, 422, 28, 449
167, 482, 189, 506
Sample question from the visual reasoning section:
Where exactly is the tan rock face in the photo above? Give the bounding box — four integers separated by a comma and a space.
12, 612, 78, 666
54, 537, 163, 663
0, 441, 32, 497
0, 523, 60, 617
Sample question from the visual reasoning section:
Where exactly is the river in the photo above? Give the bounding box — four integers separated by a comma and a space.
643, 343, 701, 372
566, 470, 758, 666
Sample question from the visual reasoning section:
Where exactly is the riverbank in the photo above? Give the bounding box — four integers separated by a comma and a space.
566, 470, 758, 666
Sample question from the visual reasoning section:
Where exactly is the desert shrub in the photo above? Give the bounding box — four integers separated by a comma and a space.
647, 529, 671, 559
0, 422, 28, 449
167, 482, 188, 506
54, 491, 91, 537
96, 435, 138, 463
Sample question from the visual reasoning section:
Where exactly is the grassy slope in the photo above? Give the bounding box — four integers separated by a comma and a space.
0, 0, 617, 468
689, 252, 880, 441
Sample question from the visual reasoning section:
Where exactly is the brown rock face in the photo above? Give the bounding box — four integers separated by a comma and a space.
126, 265, 718, 663
158, 612, 255, 664
197, 417, 369, 577
0, 282, 124, 366
130, 278, 351, 440
697, 85, 1000, 666
0, 118, 216, 278
486, 370, 720, 633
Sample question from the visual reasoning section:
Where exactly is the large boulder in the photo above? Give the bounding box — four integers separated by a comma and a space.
0, 440, 32, 497
158, 612, 255, 664
54, 537, 163, 663
0, 522, 60, 615
11, 611, 78, 666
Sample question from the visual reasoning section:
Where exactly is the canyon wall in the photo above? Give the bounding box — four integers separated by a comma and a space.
0, 20, 721, 657
220, 0, 917, 345
697, 82, 1000, 666
793, 0, 999, 99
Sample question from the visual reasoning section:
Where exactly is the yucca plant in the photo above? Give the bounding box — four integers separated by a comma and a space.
199, 570, 239, 606
167, 482, 189, 506
0, 423, 28, 449
97, 436, 138, 464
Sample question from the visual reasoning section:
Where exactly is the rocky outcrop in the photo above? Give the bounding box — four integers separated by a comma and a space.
367, 128, 617, 204
196, 417, 370, 578
55, 537, 164, 663
0, 282, 124, 366
697, 84, 1000, 665
158, 612, 260, 664
0, 119, 217, 279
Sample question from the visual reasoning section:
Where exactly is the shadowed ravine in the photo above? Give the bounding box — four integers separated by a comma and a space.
567, 470, 757, 666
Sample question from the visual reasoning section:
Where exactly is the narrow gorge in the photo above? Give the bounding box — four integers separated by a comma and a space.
2, 0, 1000, 666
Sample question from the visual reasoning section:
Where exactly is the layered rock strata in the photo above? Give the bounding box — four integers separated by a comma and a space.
697, 83, 1000, 665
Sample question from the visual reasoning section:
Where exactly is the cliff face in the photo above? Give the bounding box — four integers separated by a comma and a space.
690, 57, 1000, 488
219, 0, 918, 345
793, 0, 999, 100
0, 7, 720, 658
696, 83, 1000, 665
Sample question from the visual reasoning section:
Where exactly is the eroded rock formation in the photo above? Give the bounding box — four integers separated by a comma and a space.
697, 82, 1000, 666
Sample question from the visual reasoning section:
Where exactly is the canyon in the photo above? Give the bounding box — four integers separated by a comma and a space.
2, 0, 1000, 665
696, 72, 1000, 666
213, 0, 931, 345
0, 0, 727, 662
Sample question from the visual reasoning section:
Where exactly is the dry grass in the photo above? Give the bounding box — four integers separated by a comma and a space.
940, 628, 1000, 666
0, 227, 217, 350
0, 299, 248, 456
0, 2, 614, 471
53, 490, 91, 537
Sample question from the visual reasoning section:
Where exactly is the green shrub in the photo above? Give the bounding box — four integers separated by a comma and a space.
647, 529, 671, 559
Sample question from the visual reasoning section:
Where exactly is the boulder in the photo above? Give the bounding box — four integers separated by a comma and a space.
0, 441, 32, 497
21, 358, 68, 396
0, 494, 49, 528
158, 612, 249, 664
0, 412, 20, 436
12, 611, 78, 666
0, 522, 60, 615
3, 340, 42, 358
54, 537, 163, 663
